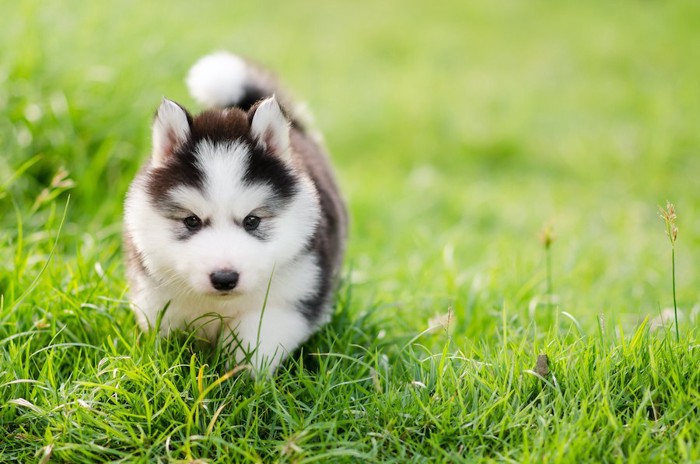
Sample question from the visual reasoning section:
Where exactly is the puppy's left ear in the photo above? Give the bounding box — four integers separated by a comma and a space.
250, 96, 290, 160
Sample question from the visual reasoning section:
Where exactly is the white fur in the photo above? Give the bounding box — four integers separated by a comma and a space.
124, 140, 322, 373
152, 99, 190, 167
186, 52, 249, 108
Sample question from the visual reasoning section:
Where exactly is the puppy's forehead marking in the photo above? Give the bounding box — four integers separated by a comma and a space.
192, 140, 275, 217
195, 139, 249, 190
190, 107, 251, 145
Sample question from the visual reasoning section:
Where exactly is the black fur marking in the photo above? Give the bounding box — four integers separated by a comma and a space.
235, 85, 268, 112
146, 103, 205, 203
190, 108, 298, 202
244, 145, 298, 200
147, 106, 298, 219
147, 140, 205, 204
190, 109, 250, 145
297, 248, 332, 324
175, 228, 198, 241
298, 260, 333, 324
147, 108, 248, 205
297, 288, 328, 324
175, 228, 196, 241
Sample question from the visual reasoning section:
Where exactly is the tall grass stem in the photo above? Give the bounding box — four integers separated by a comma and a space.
671, 246, 679, 342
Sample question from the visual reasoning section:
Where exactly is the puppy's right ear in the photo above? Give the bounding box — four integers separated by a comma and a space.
152, 98, 191, 167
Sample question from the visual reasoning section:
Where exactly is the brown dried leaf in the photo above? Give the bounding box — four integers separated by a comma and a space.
534, 354, 549, 377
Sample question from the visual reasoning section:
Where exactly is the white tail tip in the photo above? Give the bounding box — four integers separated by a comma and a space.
186, 52, 249, 108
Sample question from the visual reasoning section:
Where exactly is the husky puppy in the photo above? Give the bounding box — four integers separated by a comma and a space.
124, 52, 347, 372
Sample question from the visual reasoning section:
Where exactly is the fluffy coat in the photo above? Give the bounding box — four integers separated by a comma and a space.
123, 52, 347, 372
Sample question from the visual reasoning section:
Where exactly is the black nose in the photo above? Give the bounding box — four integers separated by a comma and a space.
209, 270, 239, 291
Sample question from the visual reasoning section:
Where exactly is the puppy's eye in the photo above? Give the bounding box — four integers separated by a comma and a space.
183, 215, 202, 231
243, 215, 261, 232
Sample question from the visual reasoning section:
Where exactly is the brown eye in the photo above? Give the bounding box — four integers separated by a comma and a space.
183, 215, 202, 231
243, 215, 260, 232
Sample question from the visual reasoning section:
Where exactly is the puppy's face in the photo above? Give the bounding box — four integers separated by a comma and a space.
125, 99, 319, 297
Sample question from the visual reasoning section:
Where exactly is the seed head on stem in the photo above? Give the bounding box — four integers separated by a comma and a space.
659, 201, 678, 246
658, 201, 679, 342
539, 224, 556, 250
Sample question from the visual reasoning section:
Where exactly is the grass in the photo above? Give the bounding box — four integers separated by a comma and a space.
1, 0, 699, 462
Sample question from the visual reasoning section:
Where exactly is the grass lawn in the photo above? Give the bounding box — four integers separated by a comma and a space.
1, 0, 699, 462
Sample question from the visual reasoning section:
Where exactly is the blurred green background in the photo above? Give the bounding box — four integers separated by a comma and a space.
2, 0, 699, 333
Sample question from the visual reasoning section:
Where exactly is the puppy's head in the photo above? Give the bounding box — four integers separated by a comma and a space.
125, 97, 319, 297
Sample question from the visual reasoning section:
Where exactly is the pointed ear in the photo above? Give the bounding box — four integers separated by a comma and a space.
250, 96, 290, 159
152, 98, 191, 167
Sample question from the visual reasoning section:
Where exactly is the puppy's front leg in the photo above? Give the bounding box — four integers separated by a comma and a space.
226, 306, 313, 375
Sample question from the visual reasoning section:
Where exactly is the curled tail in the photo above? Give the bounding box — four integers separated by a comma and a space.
186, 51, 309, 130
